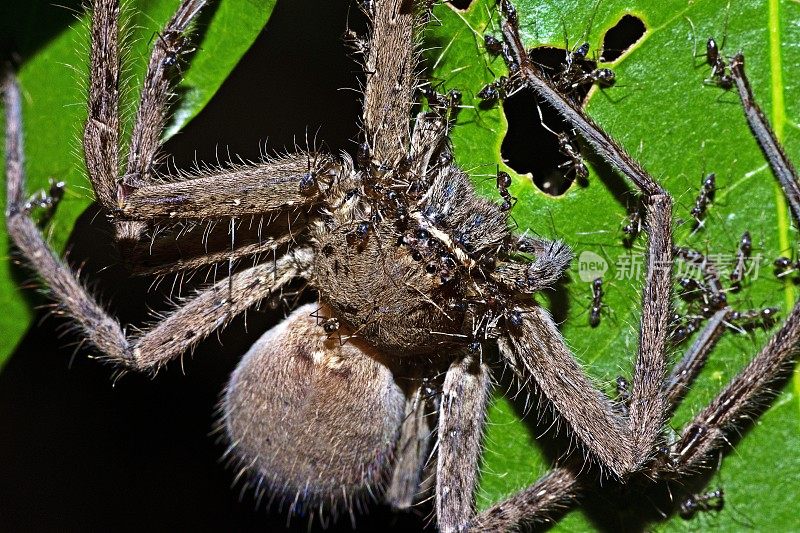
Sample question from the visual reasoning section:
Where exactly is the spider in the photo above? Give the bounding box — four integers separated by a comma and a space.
3, 0, 799, 531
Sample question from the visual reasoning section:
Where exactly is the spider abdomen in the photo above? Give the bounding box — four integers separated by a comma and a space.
222, 303, 405, 512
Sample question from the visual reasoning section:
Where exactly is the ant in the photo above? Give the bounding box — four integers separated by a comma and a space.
589, 277, 603, 327
727, 307, 780, 331
554, 50, 615, 98
24, 178, 65, 227
679, 489, 725, 519
690, 172, 716, 225
151, 30, 194, 71
556, 130, 588, 182
614, 375, 631, 415
705, 37, 733, 89
622, 202, 643, 245
675, 247, 727, 310
477, 76, 520, 102
730, 231, 751, 288
774, 255, 800, 277
495, 170, 516, 211
422, 87, 463, 119
536, 103, 589, 185
549, 39, 616, 103
484, 34, 516, 70
670, 312, 703, 344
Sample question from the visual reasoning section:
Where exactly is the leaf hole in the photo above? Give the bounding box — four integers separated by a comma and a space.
600, 14, 646, 62
448, 0, 473, 10
500, 46, 593, 196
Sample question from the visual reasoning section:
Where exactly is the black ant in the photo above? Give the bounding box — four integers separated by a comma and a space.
706, 37, 733, 89
555, 58, 615, 98
346, 221, 371, 246
622, 202, 642, 245
548, 39, 616, 103
614, 375, 631, 415
670, 312, 702, 344
589, 277, 603, 327
774, 255, 800, 277
690, 172, 716, 225
422, 87, 463, 118
727, 307, 780, 331
730, 231, 751, 288
478, 76, 513, 102
680, 489, 725, 519
495, 170, 516, 211
24, 178, 65, 228
322, 317, 340, 334
556, 130, 588, 182
675, 246, 727, 310
151, 30, 194, 70
484, 34, 515, 69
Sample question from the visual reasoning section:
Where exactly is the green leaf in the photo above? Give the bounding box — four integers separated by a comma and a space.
428, 0, 800, 529
0, 0, 275, 369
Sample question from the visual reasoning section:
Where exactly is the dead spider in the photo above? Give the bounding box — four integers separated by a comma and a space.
3, 0, 799, 531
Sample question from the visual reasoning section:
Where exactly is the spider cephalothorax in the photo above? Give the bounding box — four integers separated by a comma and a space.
311, 158, 517, 355
5, 0, 800, 530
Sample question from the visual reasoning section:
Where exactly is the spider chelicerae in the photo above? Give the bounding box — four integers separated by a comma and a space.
3, 0, 800, 531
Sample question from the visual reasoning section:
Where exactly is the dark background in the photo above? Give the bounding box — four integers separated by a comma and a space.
0, 0, 433, 530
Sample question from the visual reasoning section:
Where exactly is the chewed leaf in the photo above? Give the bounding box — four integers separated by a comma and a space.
429, 0, 800, 529
0, 0, 275, 369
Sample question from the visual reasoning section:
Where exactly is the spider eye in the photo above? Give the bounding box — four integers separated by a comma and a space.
222, 304, 405, 515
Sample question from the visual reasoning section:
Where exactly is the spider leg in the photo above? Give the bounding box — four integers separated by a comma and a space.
361, 0, 419, 165
667, 51, 800, 478
408, 112, 450, 174
82, 0, 123, 215
435, 354, 491, 533
730, 53, 800, 222
118, 153, 337, 220
84, 0, 207, 242
5, 71, 311, 372
387, 378, 435, 510
671, 303, 800, 476
123, 0, 206, 192
664, 308, 729, 408
494, 237, 573, 293
470, 308, 733, 531
85, 0, 330, 234
129, 218, 306, 276
468, 36, 800, 530
500, 9, 674, 475
498, 303, 633, 474
469, 467, 582, 531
